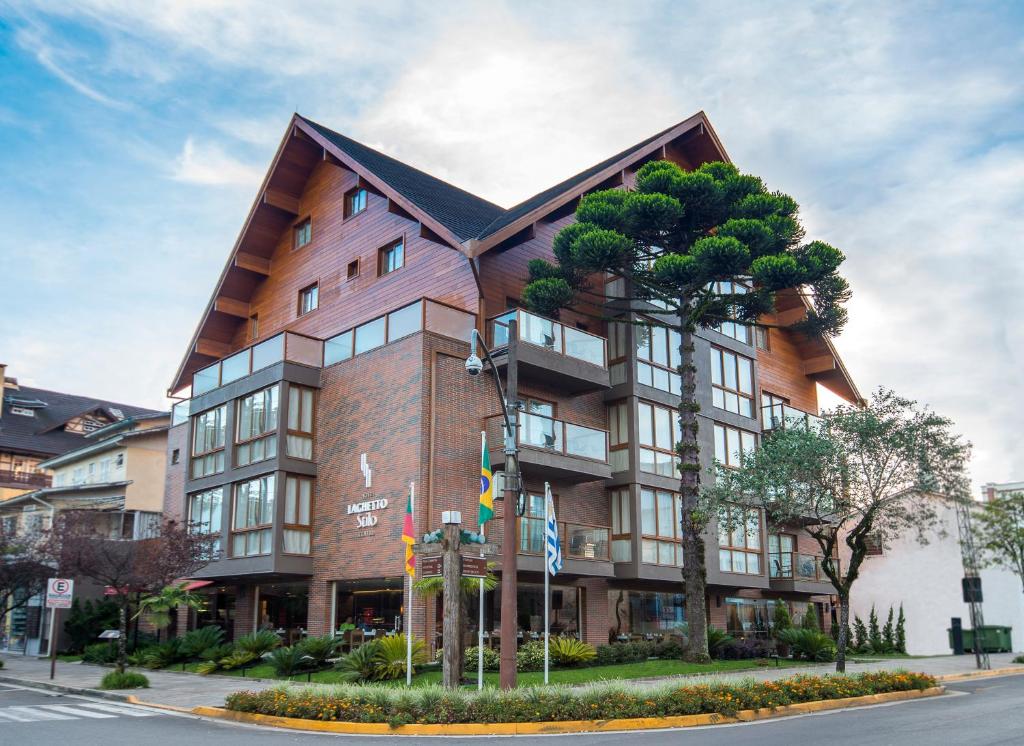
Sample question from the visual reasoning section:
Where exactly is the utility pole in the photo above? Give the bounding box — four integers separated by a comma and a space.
499, 320, 518, 690
441, 512, 464, 689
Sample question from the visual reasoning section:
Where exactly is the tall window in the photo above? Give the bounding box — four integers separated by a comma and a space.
344, 187, 367, 218
232, 474, 275, 557
762, 392, 788, 429
294, 218, 312, 249
236, 385, 279, 467
638, 401, 680, 477
710, 347, 754, 417
298, 283, 319, 316
283, 475, 313, 554
519, 492, 550, 554
609, 488, 631, 561
718, 505, 761, 574
608, 401, 629, 472
713, 423, 756, 468
640, 487, 683, 565
286, 385, 315, 459
188, 487, 223, 553
768, 533, 795, 577
636, 324, 681, 395
379, 239, 404, 275
711, 280, 752, 344
191, 405, 226, 478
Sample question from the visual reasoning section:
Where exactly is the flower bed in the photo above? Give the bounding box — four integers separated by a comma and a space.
225, 671, 936, 725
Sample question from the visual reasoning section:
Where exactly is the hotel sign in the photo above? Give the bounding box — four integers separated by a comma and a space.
346, 497, 389, 528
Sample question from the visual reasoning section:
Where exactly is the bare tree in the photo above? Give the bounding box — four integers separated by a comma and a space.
45, 511, 214, 671
0, 519, 54, 636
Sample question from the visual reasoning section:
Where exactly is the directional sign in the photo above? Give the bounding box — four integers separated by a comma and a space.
462, 556, 488, 578
419, 556, 443, 578
46, 578, 74, 609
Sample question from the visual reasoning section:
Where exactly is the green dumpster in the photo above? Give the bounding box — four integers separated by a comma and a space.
948, 626, 1013, 653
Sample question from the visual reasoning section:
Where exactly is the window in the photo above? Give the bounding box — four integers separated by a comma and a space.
286, 385, 315, 459
283, 475, 313, 554
99, 457, 110, 482
609, 488, 632, 561
636, 324, 681, 395
387, 301, 422, 341
755, 326, 770, 351
768, 533, 795, 577
344, 187, 367, 218
710, 347, 755, 417
640, 488, 683, 565
324, 330, 353, 365
718, 505, 761, 574
235, 385, 279, 467
298, 283, 319, 316
379, 239, 404, 275
294, 218, 311, 249
637, 401, 680, 477
191, 405, 226, 478
232, 475, 275, 557
171, 449, 180, 465
725, 597, 778, 638
355, 316, 386, 354
519, 492, 551, 554
346, 259, 360, 280
713, 423, 756, 468
761, 392, 788, 429
249, 313, 259, 341
189, 487, 223, 553
711, 280, 752, 344
608, 401, 629, 472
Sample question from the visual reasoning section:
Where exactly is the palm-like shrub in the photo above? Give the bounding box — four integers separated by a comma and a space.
707, 627, 735, 658
298, 635, 339, 668
234, 630, 281, 657
179, 626, 225, 659
269, 645, 312, 676
549, 637, 597, 666
143, 638, 184, 669
779, 628, 836, 661
218, 650, 259, 671
373, 634, 427, 680
334, 641, 381, 683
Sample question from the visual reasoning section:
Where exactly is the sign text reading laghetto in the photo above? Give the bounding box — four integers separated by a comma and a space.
347, 497, 388, 528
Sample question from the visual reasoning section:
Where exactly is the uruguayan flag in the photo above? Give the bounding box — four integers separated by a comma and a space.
545, 485, 562, 576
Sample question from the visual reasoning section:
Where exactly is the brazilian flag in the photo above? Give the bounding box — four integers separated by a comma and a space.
479, 432, 494, 526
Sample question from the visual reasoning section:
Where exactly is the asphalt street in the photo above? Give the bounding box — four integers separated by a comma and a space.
1, 675, 1022, 745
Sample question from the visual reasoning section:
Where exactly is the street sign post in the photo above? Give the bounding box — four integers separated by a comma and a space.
46, 578, 74, 679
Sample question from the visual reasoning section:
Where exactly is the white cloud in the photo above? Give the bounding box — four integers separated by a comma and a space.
171, 137, 262, 187
14, 25, 127, 108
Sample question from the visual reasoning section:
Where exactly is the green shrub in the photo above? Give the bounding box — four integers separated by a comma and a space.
801, 606, 819, 632
465, 645, 500, 672
896, 605, 907, 654
515, 641, 546, 671
334, 642, 381, 683
234, 630, 282, 657
225, 671, 937, 723
373, 634, 427, 680
126, 647, 154, 667
269, 646, 311, 677
100, 671, 149, 690
64, 599, 121, 653
868, 606, 883, 653
852, 615, 869, 652
83, 642, 118, 664
220, 650, 260, 671
298, 635, 340, 668
772, 603, 793, 636
143, 638, 184, 669
179, 626, 226, 659
779, 628, 836, 661
548, 637, 597, 666
652, 638, 684, 659
1013, 654, 1024, 664
707, 627, 734, 658
882, 606, 896, 653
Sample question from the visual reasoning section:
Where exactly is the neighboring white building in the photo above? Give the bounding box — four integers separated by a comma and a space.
982, 480, 1024, 503
850, 497, 1024, 656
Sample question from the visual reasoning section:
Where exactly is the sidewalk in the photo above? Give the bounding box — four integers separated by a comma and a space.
1, 651, 1019, 710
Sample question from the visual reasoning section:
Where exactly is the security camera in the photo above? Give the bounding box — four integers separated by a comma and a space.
465, 354, 484, 376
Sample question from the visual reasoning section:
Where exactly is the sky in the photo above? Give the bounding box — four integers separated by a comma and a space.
0, 1, 1021, 492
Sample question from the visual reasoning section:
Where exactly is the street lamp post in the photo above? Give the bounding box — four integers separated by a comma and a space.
466, 320, 520, 689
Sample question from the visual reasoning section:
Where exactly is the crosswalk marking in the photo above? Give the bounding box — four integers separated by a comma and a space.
75, 702, 157, 717
6, 706, 75, 721
36, 704, 117, 718
0, 709, 36, 722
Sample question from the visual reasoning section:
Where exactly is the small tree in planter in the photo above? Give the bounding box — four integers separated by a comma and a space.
773, 603, 793, 656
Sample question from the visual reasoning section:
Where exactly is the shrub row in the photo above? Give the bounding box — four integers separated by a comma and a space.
225, 671, 936, 725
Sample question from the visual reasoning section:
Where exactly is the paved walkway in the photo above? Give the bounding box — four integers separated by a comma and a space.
0, 651, 1018, 710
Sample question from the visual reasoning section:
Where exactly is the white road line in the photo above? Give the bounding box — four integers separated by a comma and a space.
5, 706, 76, 721
36, 704, 117, 718
0, 709, 36, 722
75, 701, 158, 717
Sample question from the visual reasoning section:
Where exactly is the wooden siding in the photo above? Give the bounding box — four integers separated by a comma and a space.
755, 325, 819, 414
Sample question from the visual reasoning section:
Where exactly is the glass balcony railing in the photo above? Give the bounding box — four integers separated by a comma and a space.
495, 411, 608, 462
762, 403, 823, 433
490, 309, 607, 368
768, 552, 837, 583
192, 331, 324, 396
519, 517, 611, 560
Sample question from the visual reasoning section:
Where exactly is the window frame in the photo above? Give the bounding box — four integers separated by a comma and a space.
710, 346, 755, 418
346, 258, 360, 281
637, 400, 681, 477
713, 422, 757, 469
231, 474, 276, 557
234, 384, 280, 468
190, 405, 227, 479
282, 474, 314, 555
343, 187, 368, 219
285, 384, 316, 461
378, 238, 405, 276
297, 282, 319, 317
188, 486, 224, 552
636, 321, 682, 395
711, 280, 753, 344
639, 487, 683, 566
718, 504, 763, 575
293, 216, 312, 250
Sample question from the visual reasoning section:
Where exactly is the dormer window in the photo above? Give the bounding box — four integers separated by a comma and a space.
293, 218, 312, 250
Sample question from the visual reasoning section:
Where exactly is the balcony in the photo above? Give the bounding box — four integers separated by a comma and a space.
193, 331, 324, 396
488, 310, 610, 394
486, 412, 611, 484
519, 518, 611, 560
0, 469, 51, 489
768, 551, 838, 593
762, 403, 822, 433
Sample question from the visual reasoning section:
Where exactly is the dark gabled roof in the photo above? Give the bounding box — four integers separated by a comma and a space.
1, 385, 163, 459
299, 116, 505, 242
475, 122, 683, 241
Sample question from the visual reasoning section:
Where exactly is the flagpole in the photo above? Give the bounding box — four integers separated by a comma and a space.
406, 481, 414, 687
543, 481, 550, 685
478, 431, 486, 691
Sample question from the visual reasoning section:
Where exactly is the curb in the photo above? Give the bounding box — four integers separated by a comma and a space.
0, 674, 191, 713
192, 686, 945, 735
936, 666, 1024, 683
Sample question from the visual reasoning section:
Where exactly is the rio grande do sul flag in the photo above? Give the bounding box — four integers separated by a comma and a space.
402, 488, 415, 577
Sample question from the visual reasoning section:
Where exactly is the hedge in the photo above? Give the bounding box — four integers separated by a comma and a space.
225, 671, 936, 725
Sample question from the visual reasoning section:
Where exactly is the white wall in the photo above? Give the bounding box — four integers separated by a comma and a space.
849, 500, 1024, 656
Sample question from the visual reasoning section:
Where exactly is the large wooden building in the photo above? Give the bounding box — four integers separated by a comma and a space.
163, 112, 860, 646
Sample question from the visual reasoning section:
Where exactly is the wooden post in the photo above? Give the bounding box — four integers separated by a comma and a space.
442, 514, 463, 689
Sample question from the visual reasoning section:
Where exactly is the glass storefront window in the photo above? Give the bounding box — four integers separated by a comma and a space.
608, 590, 685, 639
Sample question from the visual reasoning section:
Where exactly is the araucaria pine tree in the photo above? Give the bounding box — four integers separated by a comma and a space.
521, 160, 849, 660
868, 606, 883, 653
896, 604, 907, 654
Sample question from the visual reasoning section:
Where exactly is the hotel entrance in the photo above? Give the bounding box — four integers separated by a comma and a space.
333, 579, 406, 643
256, 581, 309, 645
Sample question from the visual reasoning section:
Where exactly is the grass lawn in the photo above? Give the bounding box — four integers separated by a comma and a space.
188, 658, 774, 688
